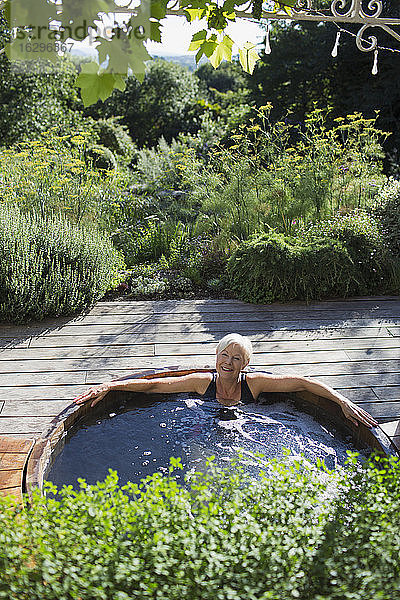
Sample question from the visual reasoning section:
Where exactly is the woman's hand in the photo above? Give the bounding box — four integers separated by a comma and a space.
74, 383, 111, 407
340, 399, 378, 428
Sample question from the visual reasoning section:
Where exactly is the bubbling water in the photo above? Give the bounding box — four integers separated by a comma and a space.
47, 395, 368, 488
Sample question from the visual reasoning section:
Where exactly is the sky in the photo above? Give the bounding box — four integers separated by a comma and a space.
71, 15, 265, 57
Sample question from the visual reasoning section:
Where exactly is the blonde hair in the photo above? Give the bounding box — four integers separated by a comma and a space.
216, 333, 253, 363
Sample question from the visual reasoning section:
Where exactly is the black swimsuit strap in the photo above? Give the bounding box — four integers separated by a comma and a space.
240, 372, 256, 404
203, 372, 255, 403
202, 372, 217, 400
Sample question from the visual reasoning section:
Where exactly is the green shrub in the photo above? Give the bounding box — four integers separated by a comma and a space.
373, 177, 400, 255
228, 231, 359, 303
91, 117, 137, 158
185, 108, 387, 240
228, 211, 400, 304
301, 210, 400, 295
117, 220, 209, 270
0, 204, 123, 323
309, 453, 400, 599
85, 144, 117, 171
302, 210, 395, 294
1, 455, 400, 600
119, 219, 175, 266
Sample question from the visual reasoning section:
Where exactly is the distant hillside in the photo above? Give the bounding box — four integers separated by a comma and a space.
69, 47, 207, 72
153, 54, 207, 71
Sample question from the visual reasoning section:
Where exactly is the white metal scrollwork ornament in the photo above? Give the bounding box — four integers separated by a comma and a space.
232, 0, 400, 59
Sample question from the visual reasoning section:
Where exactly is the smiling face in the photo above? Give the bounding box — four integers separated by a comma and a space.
216, 343, 249, 380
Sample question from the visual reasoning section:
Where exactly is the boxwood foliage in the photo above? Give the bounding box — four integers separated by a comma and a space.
227, 232, 357, 303
302, 210, 397, 295
0, 204, 123, 323
0, 455, 399, 600
228, 211, 399, 304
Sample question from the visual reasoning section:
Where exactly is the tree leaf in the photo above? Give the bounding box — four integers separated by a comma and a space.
274, 0, 296, 14
209, 34, 233, 69
5, 0, 57, 29
60, 0, 114, 26
188, 29, 207, 52
202, 38, 218, 58
75, 61, 117, 106
193, 33, 217, 63
98, 33, 151, 79
150, 21, 162, 43
184, 8, 206, 22
113, 73, 126, 92
5, 37, 59, 62
238, 41, 260, 74
151, 0, 167, 20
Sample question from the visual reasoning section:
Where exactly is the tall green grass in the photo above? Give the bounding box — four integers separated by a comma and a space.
0, 204, 123, 323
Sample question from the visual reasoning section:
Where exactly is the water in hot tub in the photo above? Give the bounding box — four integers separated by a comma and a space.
47, 395, 368, 488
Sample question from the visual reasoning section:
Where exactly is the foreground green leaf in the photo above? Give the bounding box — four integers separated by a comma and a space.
238, 41, 260, 74
75, 62, 125, 105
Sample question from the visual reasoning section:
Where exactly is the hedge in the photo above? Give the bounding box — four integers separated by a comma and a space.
0, 454, 399, 600
228, 211, 400, 304
227, 232, 358, 303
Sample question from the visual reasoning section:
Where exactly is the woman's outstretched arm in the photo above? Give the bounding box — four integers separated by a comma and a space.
74, 373, 212, 407
247, 373, 378, 428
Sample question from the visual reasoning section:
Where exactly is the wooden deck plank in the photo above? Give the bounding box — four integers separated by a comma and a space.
0, 453, 27, 470
371, 386, 400, 400
0, 349, 356, 373
0, 371, 85, 387
0, 386, 385, 405
53, 308, 400, 325
1, 336, 400, 361
156, 338, 400, 355
345, 348, 400, 360
0, 469, 23, 488
0, 339, 31, 348
387, 327, 400, 336
87, 297, 400, 314
0, 385, 89, 400
0, 417, 59, 435
356, 402, 400, 420
0, 486, 22, 497
27, 327, 393, 348
292, 359, 400, 376
83, 368, 400, 390
0, 345, 156, 359
379, 421, 400, 438
308, 373, 400, 389
0, 325, 60, 338
25, 319, 400, 337
1, 400, 71, 417
77, 357, 400, 378
0, 437, 34, 453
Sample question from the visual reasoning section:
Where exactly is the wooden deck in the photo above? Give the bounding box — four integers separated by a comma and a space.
1, 296, 400, 498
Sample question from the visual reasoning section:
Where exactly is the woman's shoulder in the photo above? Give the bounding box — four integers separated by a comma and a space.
245, 371, 274, 382
244, 371, 277, 398
186, 371, 213, 394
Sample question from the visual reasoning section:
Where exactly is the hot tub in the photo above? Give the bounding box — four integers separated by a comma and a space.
25, 368, 398, 495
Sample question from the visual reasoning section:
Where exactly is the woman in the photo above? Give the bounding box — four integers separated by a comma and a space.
74, 333, 377, 428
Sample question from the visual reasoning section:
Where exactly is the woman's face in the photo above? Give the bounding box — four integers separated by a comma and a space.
216, 343, 249, 379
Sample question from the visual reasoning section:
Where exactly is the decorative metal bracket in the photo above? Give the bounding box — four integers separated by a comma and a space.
164, 0, 400, 55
